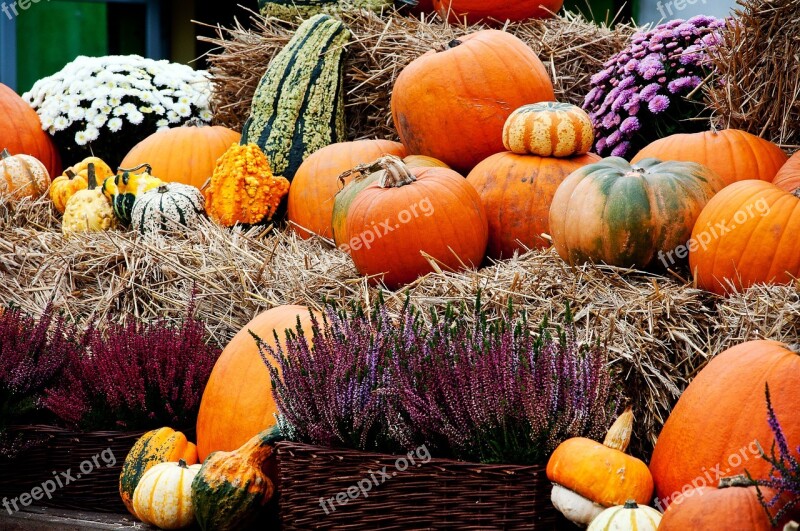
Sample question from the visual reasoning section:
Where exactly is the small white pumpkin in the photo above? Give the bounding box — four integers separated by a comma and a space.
132, 459, 201, 529
588, 500, 662, 531
131, 183, 205, 235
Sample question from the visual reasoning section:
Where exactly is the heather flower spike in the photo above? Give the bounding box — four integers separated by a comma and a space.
583, 15, 725, 159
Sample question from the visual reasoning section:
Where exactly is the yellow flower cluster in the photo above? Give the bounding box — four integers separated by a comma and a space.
204, 143, 290, 227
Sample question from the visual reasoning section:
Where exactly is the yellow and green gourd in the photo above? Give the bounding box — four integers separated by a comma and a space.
62, 163, 118, 235
240, 14, 350, 183
101, 163, 164, 225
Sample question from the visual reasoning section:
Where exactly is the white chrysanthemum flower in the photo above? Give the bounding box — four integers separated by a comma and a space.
108, 96, 122, 107
175, 103, 191, 118
68, 107, 85, 121
156, 118, 169, 128
152, 104, 166, 115
93, 113, 107, 128
113, 106, 126, 116
85, 107, 99, 121
75, 130, 89, 146
178, 96, 191, 105
102, 105, 113, 115
127, 110, 144, 125
166, 110, 180, 123
198, 109, 213, 122
84, 126, 100, 142
139, 106, 153, 114
123, 102, 137, 113
107, 117, 123, 132
53, 116, 69, 131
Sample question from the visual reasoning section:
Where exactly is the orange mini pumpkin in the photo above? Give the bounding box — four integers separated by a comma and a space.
0, 148, 50, 202
502, 102, 594, 158
391, 30, 554, 174
339, 155, 488, 288
547, 408, 654, 526
773, 151, 800, 192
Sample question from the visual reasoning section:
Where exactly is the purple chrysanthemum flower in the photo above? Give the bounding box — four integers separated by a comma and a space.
611, 141, 631, 157
620, 116, 641, 134
640, 83, 662, 102
648, 95, 670, 114
668, 76, 703, 94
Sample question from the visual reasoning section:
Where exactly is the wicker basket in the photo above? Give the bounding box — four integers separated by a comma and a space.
276, 441, 575, 530
0, 425, 151, 513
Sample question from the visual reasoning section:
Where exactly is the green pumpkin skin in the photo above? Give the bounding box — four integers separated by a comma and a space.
548, 157, 726, 270
240, 14, 350, 183
191, 430, 276, 531
131, 183, 205, 235
259, 0, 393, 18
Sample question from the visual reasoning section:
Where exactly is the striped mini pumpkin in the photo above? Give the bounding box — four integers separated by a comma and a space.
502, 102, 594, 157
240, 14, 350, 183
131, 183, 205, 235
588, 501, 661, 531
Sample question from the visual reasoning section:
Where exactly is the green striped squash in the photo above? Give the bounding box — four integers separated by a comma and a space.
241, 14, 350, 183
131, 183, 205, 235
259, 0, 395, 18
548, 157, 726, 270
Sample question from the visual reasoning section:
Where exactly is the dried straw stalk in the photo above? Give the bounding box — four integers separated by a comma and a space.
2, 195, 798, 456
197, 7, 637, 139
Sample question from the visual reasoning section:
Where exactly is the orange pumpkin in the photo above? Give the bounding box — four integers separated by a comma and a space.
502, 102, 594, 158
688, 180, 800, 294
120, 124, 240, 189
196, 305, 317, 461
391, 30, 554, 174
547, 408, 654, 526
466, 151, 600, 259
340, 155, 487, 288
0, 83, 61, 177
650, 340, 800, 511
773, 151, 800, 192
287, 140, 407, 239
0, 149, 50, 202
631, 129, 788, 187
658, 476, 777, 531
432, 0, 563, 24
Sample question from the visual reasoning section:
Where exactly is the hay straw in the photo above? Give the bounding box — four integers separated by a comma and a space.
706, 0, 800, 151
197, 7, 637, 139
2, 196, 798, 456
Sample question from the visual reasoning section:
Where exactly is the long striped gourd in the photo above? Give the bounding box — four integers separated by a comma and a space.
241, 14, 350, 183
259, 0, 394, 18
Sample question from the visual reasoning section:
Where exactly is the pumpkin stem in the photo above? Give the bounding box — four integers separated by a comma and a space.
719, 475, 755, 489
623, 500, 639, 509
186, 116, 207, 127
0, 149, 10, 160
602, 406, 633, 452
793, 188, 800, 199
444, 39, 462, 50
117, 163, 153, 175
337, 155, 416, 191
86, 163, 98, 190
177, 458, 188, 469
156, 185, 169, 194
65, 169, 77, 179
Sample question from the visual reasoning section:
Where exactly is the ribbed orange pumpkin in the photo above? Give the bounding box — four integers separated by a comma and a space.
391, 30, 554, 174
0, 83, 61, 177
773, 151, 800, 192
196, 306, 317, 461
631, 129, 788, 187
466, 151, 600, 259
650, 340, 800, 512
432, 0, 563, 24
341, 155, 488, 288
658, 476, 776, 531
688, 180, 800, 294
502, 102, 594, 158
120, 124, 240, 189
287, 140, 407, 239
0, 149, 50, 202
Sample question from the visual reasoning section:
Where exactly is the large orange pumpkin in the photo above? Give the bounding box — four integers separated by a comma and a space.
287, 140, 407, 239
432, 0, 563, 24
120, 124, 240, 189
650, 340, 800, 511
657, 476, 777, 531
773, 151, 800, 192
196, 305, 317, 461
467, 152, 600, 259
631, 129, 788, 187
391, 30, 554, 174
0, 83, 61, 177
340, 155, 488, 288
688, 180, 800, 294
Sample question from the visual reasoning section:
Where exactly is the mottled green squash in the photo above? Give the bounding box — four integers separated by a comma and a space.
258, 0, 397, 18
548, 157, 726, 270
191, 428, 280, 531
118, 427, 198, 517
101, 163, 164, 225
241, 14, 350, 183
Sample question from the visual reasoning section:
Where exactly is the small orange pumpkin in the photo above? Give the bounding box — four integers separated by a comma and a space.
0, 148, 50, 202
502, 102, 594, 158
773, 151, 800, 192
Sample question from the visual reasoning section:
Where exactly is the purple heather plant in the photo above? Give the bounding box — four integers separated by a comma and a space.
752, 384, 800, 525
583, 15, 726, 159
257, 298, 621, 464
42, 308, 221, 431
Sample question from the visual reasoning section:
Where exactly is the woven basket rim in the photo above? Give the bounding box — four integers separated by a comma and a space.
275, 440, 548, 473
